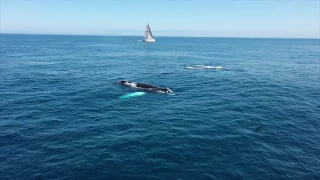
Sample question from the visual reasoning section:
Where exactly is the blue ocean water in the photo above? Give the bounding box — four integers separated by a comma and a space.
0, 34, 319, 179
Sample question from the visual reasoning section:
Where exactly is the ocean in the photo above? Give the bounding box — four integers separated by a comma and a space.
0, 34, 319, 179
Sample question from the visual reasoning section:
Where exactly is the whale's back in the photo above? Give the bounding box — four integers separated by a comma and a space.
136, 83, 159, 89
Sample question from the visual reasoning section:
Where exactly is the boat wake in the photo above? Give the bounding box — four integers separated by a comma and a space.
186, 65, 231, 70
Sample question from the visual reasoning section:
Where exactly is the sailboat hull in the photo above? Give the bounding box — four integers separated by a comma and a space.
143, 39, 155, 42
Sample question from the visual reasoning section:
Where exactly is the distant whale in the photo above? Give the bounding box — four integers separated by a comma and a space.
255, 125, 262, 131
120, 80, 173, 93
186, 65, 230, 70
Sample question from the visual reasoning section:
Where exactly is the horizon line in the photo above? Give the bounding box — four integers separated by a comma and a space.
1, 33, 319, 40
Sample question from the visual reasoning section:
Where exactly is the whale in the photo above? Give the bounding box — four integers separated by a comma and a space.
120, 80, 173, 93
185, 65, 231, 70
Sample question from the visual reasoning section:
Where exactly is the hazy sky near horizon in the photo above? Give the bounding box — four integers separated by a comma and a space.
1, 0, 319, 38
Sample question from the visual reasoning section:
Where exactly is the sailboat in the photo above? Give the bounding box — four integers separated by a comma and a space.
143, 23, 155, 42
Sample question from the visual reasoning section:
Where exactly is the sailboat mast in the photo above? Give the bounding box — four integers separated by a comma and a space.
144, 24, 148, 38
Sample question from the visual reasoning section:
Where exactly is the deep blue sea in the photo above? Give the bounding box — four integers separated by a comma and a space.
1, 34, 320, 179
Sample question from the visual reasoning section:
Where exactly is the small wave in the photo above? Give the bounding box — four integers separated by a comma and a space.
25, 61, 56, 65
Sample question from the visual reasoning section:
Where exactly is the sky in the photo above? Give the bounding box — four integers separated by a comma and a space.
0, 0, 319, 38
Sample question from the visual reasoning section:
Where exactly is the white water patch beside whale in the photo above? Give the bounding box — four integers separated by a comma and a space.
119, 92, 146, 99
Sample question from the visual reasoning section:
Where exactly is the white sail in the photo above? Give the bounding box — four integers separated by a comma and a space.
144, 25, 149, 39
143, 24, 155, 42
148, 25, 154, 38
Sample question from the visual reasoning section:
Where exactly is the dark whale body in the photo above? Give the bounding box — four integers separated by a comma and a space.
120, 81, 173, 93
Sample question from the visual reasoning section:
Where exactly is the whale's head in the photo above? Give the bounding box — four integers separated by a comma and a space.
120, 80, 131, 85
120, 80, 137, 88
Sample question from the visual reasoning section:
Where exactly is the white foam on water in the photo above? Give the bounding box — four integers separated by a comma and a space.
156, 90, 166, 93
